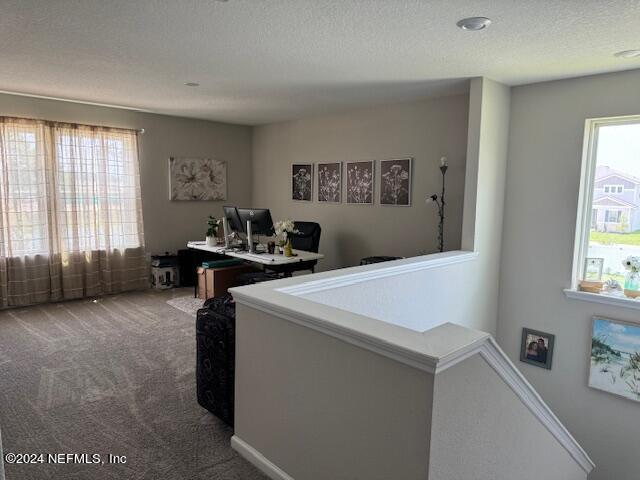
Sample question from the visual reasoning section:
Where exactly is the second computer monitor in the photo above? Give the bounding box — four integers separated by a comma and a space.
237, 208, 274, 236
223, 206, 244, 233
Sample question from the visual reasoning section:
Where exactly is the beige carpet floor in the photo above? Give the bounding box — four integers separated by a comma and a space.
0, 289, 267, 480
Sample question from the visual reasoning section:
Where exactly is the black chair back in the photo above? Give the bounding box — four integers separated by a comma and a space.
265, 221, 321, 276
291, 222, 321, 253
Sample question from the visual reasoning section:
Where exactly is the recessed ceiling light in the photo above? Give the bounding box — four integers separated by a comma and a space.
184, 82, 200, 87
456, 17, 492, 31
614, 50, 640, 59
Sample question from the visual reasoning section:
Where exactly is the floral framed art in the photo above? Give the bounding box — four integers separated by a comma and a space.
379, 158, 412, 206
292, 163, 313, 202
317, 162, 342, 203
169, 157, 227, 201
346, 160, 374, 205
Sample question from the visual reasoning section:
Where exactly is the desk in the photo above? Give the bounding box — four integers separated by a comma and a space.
187, 241, 324, 266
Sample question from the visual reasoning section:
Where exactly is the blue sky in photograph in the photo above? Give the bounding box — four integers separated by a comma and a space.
593, 318, 640, 355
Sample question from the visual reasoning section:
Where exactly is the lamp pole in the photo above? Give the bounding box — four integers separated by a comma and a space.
438, 161, 448, 253
427, 157, 448, 253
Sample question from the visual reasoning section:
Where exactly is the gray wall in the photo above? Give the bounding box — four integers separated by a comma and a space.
498, 68, 640, 480
429, 355, 585, 480
252, 95, 469, 271
460, 77, 511, 334
234, 303, 434, 480
0, 93, 253, 255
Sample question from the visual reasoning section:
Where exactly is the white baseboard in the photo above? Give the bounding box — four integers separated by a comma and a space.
231, 435, 295, 480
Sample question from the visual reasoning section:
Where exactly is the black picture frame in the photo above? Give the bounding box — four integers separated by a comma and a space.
520, 328, 555, 370
379, 157, 412, 206
345, 160, 374, 205
291, 163, 313, 202
317, 162, 342, 203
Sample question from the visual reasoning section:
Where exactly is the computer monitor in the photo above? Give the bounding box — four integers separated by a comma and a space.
223, 206, 244, 232
237, 208, 274, 236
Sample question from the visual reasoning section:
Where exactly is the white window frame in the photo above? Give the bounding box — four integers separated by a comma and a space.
571, 114, 640, 290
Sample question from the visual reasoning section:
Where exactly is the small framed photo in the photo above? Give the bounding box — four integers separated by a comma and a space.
583, 257, 604, 281
346, 160, 374, 205
520, 328, 555, 370
379, 157, 412, 206
292, 163, 313, 201
317, 162, 342, 203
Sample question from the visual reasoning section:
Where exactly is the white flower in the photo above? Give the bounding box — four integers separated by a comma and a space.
274, 219, 299, 242
622, 256, 640, 272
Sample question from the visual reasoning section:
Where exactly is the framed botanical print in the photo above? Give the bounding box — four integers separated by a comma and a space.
292, 163, 313, 201
379, 158, 412, 206
169, 157, 227, 201
346, 160, 374, 205
317, 162, 342, 203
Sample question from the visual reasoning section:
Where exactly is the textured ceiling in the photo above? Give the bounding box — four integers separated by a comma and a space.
1, 0, 639, 125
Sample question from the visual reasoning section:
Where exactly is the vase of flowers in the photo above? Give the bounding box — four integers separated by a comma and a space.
206, 216, 219, 246
274, 219, 298, 257
623, 256, 640, 298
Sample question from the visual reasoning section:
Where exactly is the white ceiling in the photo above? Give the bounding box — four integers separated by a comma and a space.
1, 0, 639, 125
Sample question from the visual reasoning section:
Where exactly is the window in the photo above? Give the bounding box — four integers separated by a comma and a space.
605, 210, 622, 223
604, 185, 624, 194
54, 126, 142, 252
573, 116, 640, 287
0, 122, 50, 256
0, 118, 143, 258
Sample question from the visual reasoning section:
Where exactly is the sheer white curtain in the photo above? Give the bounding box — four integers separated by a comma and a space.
0, 117, 147, 307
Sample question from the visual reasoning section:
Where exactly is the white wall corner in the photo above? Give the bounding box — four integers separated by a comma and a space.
459, 77, 512, 335
461, 77, 483, 252
462, 76, 512, 254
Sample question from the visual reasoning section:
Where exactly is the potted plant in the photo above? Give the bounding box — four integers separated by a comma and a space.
274, 219, 298, 257
206, 216, 219, 246
622, 256, 640, 298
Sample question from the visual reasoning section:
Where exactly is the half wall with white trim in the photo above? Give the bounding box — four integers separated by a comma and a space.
229, 252, 593, 480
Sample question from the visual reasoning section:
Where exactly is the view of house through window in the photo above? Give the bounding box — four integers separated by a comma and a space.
586, 119, 640, 283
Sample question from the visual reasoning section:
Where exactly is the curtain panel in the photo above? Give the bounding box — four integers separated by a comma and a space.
0, 117, 147, 308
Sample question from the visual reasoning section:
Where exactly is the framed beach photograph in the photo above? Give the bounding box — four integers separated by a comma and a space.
379, 157, 412, 206
520, 328, 555, 370
589, 317, 640, 403
168, 157, 227, 201
346, 160, 374, 205
292, 163, 313, 201
317, 162, 342, 203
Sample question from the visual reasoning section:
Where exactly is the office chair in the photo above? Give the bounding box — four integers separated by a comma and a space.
267, 221, 321, 276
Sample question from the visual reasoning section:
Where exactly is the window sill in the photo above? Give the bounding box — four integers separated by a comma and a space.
564, 289, 640, 311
